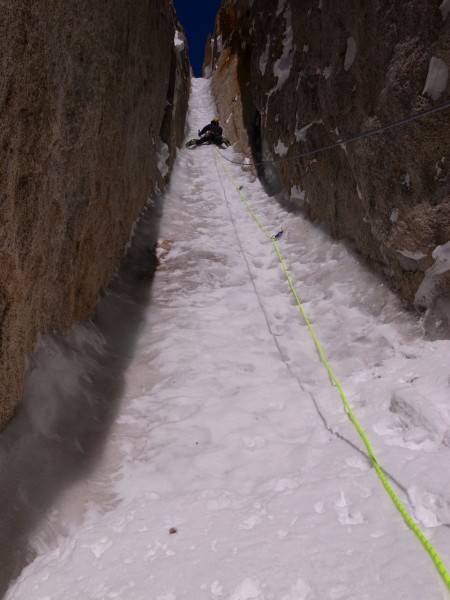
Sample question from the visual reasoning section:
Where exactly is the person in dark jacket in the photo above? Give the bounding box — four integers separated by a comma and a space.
185, 118, 230, 147
196, 117, 223, 144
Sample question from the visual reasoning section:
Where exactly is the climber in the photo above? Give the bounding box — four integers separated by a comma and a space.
197, 117, 223, 144
186, 117, 230, 147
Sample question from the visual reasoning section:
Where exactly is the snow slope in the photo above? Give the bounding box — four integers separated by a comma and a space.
6, 78, 450, 599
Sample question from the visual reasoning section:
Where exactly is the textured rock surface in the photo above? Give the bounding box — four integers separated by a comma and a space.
205, 0, 450, 325
0, 0, 190, 425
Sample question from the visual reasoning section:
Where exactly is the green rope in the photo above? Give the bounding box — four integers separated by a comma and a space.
213, 145, 450, 591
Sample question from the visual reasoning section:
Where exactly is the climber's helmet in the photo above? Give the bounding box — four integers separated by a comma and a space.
212, 117, 219, 123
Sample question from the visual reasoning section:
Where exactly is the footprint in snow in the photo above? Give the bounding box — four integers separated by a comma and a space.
408, 485, 450, 527
334, 491, 364, 526
227, 577, 263, 600
281, 577, 316, 600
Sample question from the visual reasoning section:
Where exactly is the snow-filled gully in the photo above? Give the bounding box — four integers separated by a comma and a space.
5, 79, 450, 599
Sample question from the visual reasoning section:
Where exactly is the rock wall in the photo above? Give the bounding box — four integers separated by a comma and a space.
0, 0, 190, 426
205, 0, 450, 326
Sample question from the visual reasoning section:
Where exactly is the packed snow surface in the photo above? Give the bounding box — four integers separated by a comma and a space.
6, 78, 450, 599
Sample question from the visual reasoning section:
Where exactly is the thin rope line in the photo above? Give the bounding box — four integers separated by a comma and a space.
217, 99, 450, 166
211, 147, 377, 459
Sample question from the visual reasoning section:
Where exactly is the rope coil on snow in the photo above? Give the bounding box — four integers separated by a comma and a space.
212, 145, 450, 592
216, 99, 450, 167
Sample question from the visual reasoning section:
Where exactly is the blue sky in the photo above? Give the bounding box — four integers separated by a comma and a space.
173, 0, 222, 77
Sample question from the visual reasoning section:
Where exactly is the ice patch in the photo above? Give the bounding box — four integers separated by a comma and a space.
276, 0, 286, 17
434, 157, 446, 180
157, 140, 170, 177
272, 4, 294, 91
414, 241, 450, 307
294, 120, 321, 142
401, 173, 411, 188
290, 185, 306, 205
174, 30, 184, 51
440, 0, 450, 20
398, 249, 426, 261
274, 139, 289, 156
259, 37, 270, 75
344, 37, 357, 71
422, 56, 448, 101
390, 208, 400, 222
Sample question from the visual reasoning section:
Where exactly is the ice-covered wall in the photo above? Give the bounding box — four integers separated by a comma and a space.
206, 0, 450, 323
0, 0, 191, 426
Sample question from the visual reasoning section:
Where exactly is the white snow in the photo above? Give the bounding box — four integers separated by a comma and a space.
344, 37, 357, 71
156, 140, 170, 177
434, 160, 444, 179
274, 139, 288, 156
259, 37, 270, 75
414, 241, 450, 307
272, 4, 294, 91
303, 44, 309, 53
440, 0, 450, 20
323, 65, 332, 80
390, 208, 400, 222
399, 249, 426, 261
174, 30, 184, 51
294, 120, 321, 142
422, 56, 449, 100
401, 173, 411, 188
276, 0, 286, 18
203, 63, 212, 78
5, 78, 450, 600
290, 184, 306, 205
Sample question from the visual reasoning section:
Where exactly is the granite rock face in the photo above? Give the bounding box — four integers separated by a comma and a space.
205, 0, 450, 328
0, 0, 190, 425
